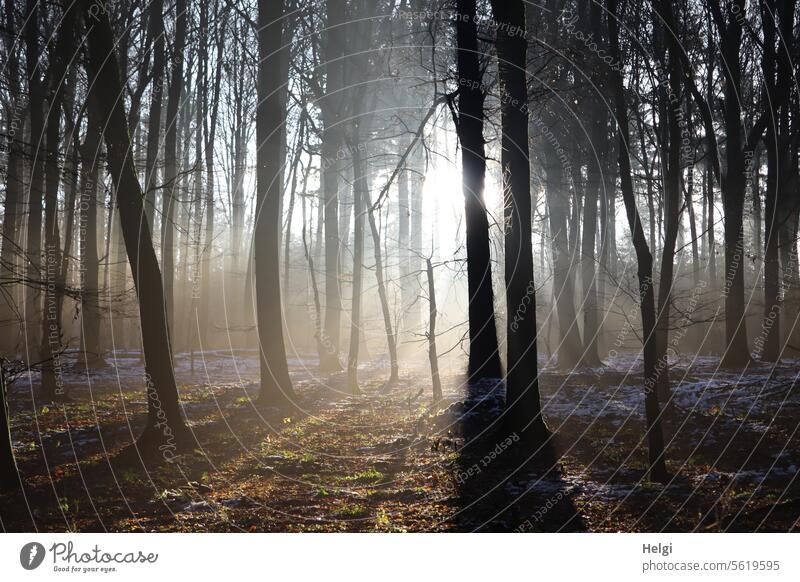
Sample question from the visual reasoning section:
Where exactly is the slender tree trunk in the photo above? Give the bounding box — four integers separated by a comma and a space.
39, 6, 78, 401
364, 192, 400, 383
319, 0, 347, 373
544, 145, 584, 369
581, 69, 605, 366
302, 181, 327, 361
398, 141, 411, 337
426, 258, 442, 403
408, 144, 424, 334
161, 0, 187, 340
608, 0, 668, 481
199, 0, 224, 351
143, 0, 165, 234
78, 103, 104, 367
652, 0, 685, 402
84, 1, 190, 451
346, 136, 366, 394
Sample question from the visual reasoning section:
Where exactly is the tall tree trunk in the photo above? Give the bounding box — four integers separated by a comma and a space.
40, 5, 78, 400
491, 0, 547, 442
543, 132, 583, 368
24, 0, 44, 356
143, 0, 165, 234
84, 0, 190, 452
710, 0, 751, 366
408, 143, 424, 334
161, 0, 187, 340
455, 0, 503, 381
398, 140, 411, 337
652, 0, 685, 402
319, 0, 347, 373
346, 136, 366, 394
199, 0, 225, 351
78, 102, 104, 367
759, 0, 796, 361
0, 0, 24, 354
581, 9, 606, 366
255, 0, 296, 406
608, 0, 668, 481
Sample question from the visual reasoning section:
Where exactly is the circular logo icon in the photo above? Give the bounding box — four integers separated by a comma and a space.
20, 542, 46, 570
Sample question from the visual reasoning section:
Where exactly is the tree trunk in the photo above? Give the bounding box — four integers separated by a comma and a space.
39, 5, 78, 401
491, 0, 547, 442
78, 102, 104, 368
84, 1, 190, 452
0, 367, 21, 491
24, 0, 44, 356
346, 136, 366, 394
199, 0, 225, 351
713, 0, 751, 366
456, 0, 503, 381
427, 259, 442, 403
364, 192, 400, 384
161, 0, 188, 340
319, 0, 347, 373
652, 0, 685, 402
255, 0, 296, 406
0, 0, 24, 355
608, 0, 668, 481
143, 0, 165, 234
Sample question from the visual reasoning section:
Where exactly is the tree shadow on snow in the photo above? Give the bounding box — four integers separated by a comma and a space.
448, 379, 586, 532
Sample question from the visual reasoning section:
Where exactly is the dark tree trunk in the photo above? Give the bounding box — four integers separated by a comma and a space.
255, 0, 296, 406
143, 0, 165, 233
491, 0, 547, 442
581, 16, 606, 366
652, 0, 685, 402
0, 367, 21, 492
426, 258, 443, 403
455, 0, 503, 381
161, 0, 188, 339
608, 0, 668, 482
84, 1, 190, 452
78, 102, 104, 368
759, 0, 796, 362
543, 122, 583, 369
199, 0, 225, 351
40, 5, 78, 401
24, 0, 44, 355
710, 0, 751, 366
0, 0, 24, 354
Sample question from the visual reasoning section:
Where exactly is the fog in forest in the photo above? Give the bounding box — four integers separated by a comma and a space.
1, 0, 799, 533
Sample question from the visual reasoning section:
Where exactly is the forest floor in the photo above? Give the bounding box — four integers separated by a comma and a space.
2, 350, 799, 532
